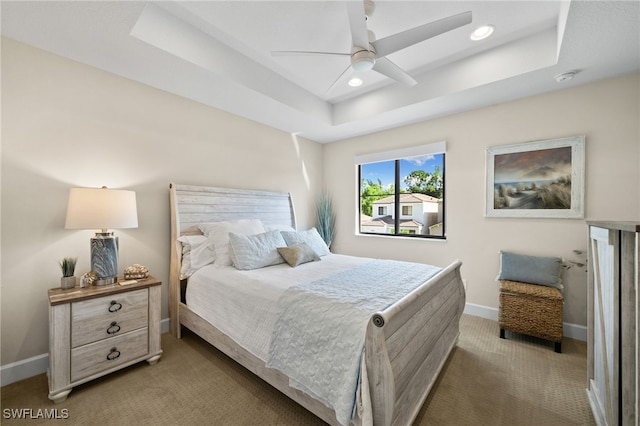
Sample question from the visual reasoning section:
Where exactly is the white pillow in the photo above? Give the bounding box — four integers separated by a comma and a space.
199, 219, 266, 267
177, 235, 215, 279
228, 230, 287, 270
281, 227, 330, 257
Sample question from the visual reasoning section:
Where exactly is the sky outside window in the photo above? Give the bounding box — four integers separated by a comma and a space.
361, 154, 443, 191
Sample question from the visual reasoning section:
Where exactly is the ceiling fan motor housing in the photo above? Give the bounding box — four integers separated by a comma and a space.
351, 48, 376, 72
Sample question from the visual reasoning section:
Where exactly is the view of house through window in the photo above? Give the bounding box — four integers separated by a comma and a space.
359, 151, 445, 239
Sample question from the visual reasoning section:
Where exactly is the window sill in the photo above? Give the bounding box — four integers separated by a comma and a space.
356, 232, 447, 242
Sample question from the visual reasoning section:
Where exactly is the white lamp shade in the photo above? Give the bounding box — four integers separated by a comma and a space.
65, 187, 138, 230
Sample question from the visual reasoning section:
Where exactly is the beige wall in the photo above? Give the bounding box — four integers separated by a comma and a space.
2, 36, 639, 372
324, 72, 640, 327
0, 39, 324, 366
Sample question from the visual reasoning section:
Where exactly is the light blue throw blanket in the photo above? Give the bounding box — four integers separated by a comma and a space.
266, 259, 441, 426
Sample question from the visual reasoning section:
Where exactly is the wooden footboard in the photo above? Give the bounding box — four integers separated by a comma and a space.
366, 260, 465, 425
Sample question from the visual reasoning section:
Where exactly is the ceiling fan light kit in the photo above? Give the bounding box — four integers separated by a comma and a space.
352, 49, 376, 72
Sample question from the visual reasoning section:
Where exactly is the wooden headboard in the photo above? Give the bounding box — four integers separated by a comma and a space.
168, 183, 297, 336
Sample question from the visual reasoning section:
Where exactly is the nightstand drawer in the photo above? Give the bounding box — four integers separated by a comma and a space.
71, 289, 148, 347
71, 328, 149, 382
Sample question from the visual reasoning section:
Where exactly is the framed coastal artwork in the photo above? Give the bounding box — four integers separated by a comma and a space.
485, 136, 585, 218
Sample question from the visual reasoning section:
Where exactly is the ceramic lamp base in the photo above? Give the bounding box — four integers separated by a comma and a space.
91, 232, 118, 285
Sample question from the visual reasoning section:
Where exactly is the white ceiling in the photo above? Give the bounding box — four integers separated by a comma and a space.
2, 1, 639, 143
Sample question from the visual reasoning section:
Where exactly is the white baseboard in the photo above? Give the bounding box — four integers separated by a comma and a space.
463, 302, 587, 342
0, 353, 50, 388
1, 307, 587, 387
463, 302, 499, 320
0, 318, 171, 387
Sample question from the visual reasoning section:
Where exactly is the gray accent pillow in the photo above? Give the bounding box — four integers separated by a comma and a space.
277, 243, 321, 267
228, 230, 286, 270
498, 251, 563, 289
281, 228, 330, 257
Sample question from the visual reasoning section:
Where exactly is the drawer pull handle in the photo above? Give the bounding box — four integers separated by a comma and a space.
106, 347, 121, 361
108, 300, 122, 312
106, 321, 121, 335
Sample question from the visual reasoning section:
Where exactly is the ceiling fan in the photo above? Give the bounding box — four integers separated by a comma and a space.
272, 1, 473, 91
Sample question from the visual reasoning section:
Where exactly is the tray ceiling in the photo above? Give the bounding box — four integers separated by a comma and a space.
2, 1, 639, 142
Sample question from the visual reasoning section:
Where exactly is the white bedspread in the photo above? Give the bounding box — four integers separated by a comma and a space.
266, 259, 441, 426
186, 254, 370, 359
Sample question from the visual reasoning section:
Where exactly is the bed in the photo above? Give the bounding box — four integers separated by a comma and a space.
169, 183, 465, 426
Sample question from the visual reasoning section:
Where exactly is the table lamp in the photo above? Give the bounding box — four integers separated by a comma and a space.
65, 187, 138, 285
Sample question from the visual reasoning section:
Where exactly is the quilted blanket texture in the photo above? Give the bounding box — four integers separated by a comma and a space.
266, 259, 441, 426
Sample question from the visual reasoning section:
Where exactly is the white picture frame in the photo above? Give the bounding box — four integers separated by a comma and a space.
485, 136, 585, 218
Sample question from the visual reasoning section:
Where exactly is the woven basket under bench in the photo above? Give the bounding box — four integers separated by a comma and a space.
498, 280, 563, 353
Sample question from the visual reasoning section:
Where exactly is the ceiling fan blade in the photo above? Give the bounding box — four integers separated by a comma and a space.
373, 11, 472, 57
373, 57, 417, 86
346, 1, 369, 48
272, 50, 350, 57
326, 64, 353, 93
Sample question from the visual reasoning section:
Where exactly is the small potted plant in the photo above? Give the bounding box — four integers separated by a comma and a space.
59, 257, 78, 289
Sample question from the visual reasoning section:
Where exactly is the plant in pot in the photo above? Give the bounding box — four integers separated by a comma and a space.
59, 257, 78, 289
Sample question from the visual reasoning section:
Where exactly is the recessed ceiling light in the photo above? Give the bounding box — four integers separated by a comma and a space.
349, 77, 363, 87
470, 25, 494, 41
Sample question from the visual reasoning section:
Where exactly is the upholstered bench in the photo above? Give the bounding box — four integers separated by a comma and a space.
498, 279, 563, 353
497, 251, 564, 353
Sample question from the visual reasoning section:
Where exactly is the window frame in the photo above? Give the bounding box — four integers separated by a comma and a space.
356, 142, 447, 240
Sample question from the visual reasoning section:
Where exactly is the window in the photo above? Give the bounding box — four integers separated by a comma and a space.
356, 142, 446, 239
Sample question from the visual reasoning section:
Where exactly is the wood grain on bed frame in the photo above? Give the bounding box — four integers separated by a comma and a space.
169, 183, 465, 426
169, 184, 296, 337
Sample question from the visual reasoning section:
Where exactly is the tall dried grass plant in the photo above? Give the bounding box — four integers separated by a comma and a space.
316, 189, 336, 250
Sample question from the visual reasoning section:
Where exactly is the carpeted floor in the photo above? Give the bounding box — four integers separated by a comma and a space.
1, 314, 595, 425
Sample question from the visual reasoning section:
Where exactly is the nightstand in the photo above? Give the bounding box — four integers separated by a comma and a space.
47, 277, 162, 403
